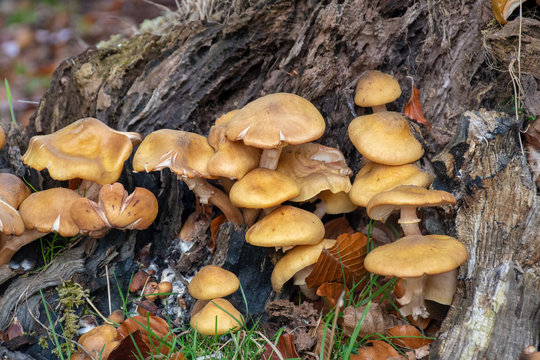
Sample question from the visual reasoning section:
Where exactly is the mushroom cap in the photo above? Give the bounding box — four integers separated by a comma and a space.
349, 162, 433, 207
0, 174, 31, 208
367, 185, 457, 221
276, 143, 352, 202
188, 265, 240, 300
77, 324, 119, 358
492, 0, 520, 24
246, 205, 325, 247
271, 239, 336, 293
225, 93, 326, 149
318, 191, 357, 214
208, 111, 260, 180
348, 112, 424, 165
190, 298, 244, 336
71, 182, 158, 234
22, 117, 141, 185
0, 174, 31, 236
354, 70, 401, 107
133, 129, 215, 178
19, 188, 81, 237
229, 168, 300, 208
364, 234, 467, 278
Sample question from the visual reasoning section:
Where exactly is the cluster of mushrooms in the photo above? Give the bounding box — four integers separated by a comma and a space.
0, 70, 467, 341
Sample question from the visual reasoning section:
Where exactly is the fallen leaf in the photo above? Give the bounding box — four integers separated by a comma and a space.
404, 84, 431, 130
210, 214, 226, 253
316, 282, 349, 308
108, 330, 150, 360
117, 315, 171, 355
341, 303, 393, 338
261, 333, 300, 360
351, 340, 400, 360
305, 232, 368, 290
7, 317, 23, 340
324, 217, 354, 239
386, 324, 433, 350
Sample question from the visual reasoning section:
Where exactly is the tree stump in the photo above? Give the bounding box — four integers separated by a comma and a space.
1, 0, 539, 358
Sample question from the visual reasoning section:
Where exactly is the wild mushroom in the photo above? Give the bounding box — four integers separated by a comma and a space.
132, 129, 243, 224
225, 93, 326, 170
315, 191, 357, 218
0, 173, 31, 236
491, 0, 522, 24
245, 205, 325, 250
349, 162, 433, 207
22, 117, 141, 199
0, 126, 5, 150
348, 111, 424, 166
364, 234, 467, 319
354, 70, 401, 113
366, 185, 456, 237
70, 182, 158, 237
0, 188, 82, 266
190, 298, 244, 336
271, 239, 336, 295
72, 324, 120, 360
188, 265, 240, 301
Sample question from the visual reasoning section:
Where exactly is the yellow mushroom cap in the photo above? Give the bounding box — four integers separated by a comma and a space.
354, 70, 401, 107
318, 191, 357, 214
229, 168, 300, 208
246, 205, 325, 247
19, 188, 82, 237
271, 239, 336, 293
0, 126, 5, 150
133, 129, 215, 178
364, 234, 467, 278
77, 324, 119, 359
349, 162, 433, 207
0, 174, 31, 236
276, 143, 352, 202
491, 0, 521, 24
22, 118, 141, 185
225, 93, 326, 149
207, 111, 260, 180
367, 185, 456, 222
348, 112, 424, 165
190, 298, 244, 336
188, 265, 240, 300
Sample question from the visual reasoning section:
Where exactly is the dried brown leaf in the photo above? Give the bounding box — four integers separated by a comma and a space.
305, 232, 368, 290
108, 330, 151, 360
117, 315, 171, 355
261, 333, 300, 360
7, 317, 23, 340
386, 324, 433, 350
316, 282, 349, 308
341, 303, 393, 338
351, 340, 400, 360
404, 85, 431, 130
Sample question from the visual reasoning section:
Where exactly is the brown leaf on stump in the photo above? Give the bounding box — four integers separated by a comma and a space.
305, 232, 368, 290
210, 214, 226, 253
316, 282, 349, 308
386, 324, 433, 350
351, 340, 401, 360
404, 85, 432, 130
323, 217, 354, 239
261, 333, 300, 360
341, 303, 394, 338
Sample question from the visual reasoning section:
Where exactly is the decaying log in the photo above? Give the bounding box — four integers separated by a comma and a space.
0, 0, 538, 357
431, 110, 540, 359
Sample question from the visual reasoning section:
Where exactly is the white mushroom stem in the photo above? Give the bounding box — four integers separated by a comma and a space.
182, 177, 244, 225
259, 148, 283, 170
313, 200, 327, 219
396, 275, 429, 320
0, 229, 46, 266
398, 205, 422, 236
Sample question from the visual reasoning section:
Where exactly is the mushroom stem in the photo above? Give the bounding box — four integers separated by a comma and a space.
398, 205, 422, 236
0, 229, 46, 266
259, 148, 283, 170
396, 275, 429, 320
182, 177, 244, 225
371, 105, 387, 113
313, 200, 327, 219
242, 208, 261, 227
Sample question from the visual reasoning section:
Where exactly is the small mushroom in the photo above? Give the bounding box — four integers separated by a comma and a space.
366, 185, 456, 236
188, 265, 240, 301
225, 93, 326, 170
0, 174, 31, 237
190, 298, 244, 336
75, 324, 119, 360
354, 70, 402, 113
364, 234, 467, 319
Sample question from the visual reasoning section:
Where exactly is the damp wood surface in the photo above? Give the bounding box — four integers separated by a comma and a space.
0, 0, 539, 359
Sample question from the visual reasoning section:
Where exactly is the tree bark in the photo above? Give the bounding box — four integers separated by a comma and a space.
1, 0, 539, 358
